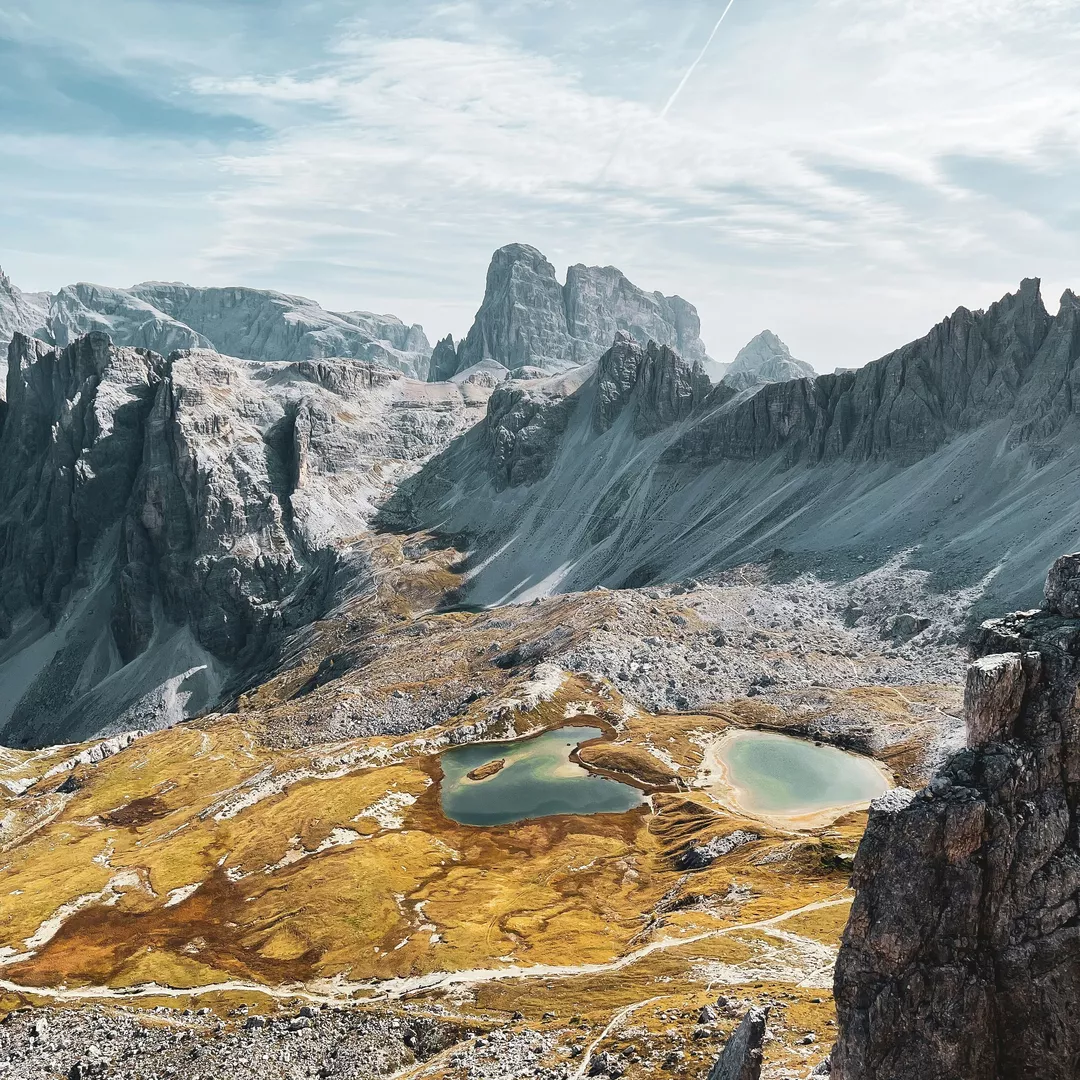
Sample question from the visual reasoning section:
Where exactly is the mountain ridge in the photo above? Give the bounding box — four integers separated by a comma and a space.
383, 277, 1080, 615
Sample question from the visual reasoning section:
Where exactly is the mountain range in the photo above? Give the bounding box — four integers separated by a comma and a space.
1, 247, 1077, 750
2, 244, 1080, 1080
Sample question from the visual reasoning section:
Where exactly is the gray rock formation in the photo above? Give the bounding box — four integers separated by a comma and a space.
593, 332, 712, 435
675, 830, 760, 870
0, 333, 491, 746
832, 552, 1080, 1080
41, 280, 432, 378
434, 244, 714, 379
721, 330, 815, 391
387, 278, 1080, 612
0, 268, 50, 399
707, 1006, 769, 1080
429, 334, 459, 383
563, 262, 711, 368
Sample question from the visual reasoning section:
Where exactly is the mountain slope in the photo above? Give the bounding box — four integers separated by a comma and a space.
0, 333, 491, 746
384, 279, 1080, 616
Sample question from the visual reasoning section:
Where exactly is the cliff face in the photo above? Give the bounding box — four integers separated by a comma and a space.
0, 334, 490, 745
386, 278, 1080, 613
442, 244, 715, 379
41, 281, 432, 378
592, 331, 713, 436
670, 277, 1054, 468
0, 268, 51, 402
833, 552, 1080, 1080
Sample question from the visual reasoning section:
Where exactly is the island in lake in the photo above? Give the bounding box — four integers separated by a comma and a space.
466, 758, 506, 782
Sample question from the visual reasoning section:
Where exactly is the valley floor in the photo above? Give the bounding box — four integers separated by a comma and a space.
0, 533, 971, 1079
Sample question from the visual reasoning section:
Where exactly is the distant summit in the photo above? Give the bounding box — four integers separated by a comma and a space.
722, 329, 815, 391
429, 243, 714, 380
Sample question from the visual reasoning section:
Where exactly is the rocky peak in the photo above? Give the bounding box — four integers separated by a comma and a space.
593, 332, 712, 436
833, 551, 1080, 1079
721, 330, 815, 391
429, 334, 459, 383
455, 244, 572, 377
563, 262, 710, 367
707, 1006, 769, 1080
444, 244, 714, 380
0, 268, 51, 386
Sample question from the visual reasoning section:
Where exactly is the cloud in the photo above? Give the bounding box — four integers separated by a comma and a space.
2, 0, 1078, 369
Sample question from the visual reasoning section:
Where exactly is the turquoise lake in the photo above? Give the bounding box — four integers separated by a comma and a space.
710, 729, 890, 819
440, 726, 645, 827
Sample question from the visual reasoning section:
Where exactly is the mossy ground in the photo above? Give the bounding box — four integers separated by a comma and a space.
0, 534, 949, 1077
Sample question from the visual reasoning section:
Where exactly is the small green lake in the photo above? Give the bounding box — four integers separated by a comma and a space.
707, 729, 890, 822
440, 726, 645, 827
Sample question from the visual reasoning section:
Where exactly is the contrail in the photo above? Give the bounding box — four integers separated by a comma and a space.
658, 0, 737, 119
595, 0, 736, 183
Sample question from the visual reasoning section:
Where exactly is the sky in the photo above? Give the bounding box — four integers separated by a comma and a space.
1, 0, 1078, 371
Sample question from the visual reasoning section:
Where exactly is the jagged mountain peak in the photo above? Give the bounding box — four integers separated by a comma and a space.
594, 332, 711, 436
438, 243, 715, 381
722, 329, 815, 391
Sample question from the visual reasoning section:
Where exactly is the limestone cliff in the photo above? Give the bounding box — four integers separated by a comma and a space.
0, 334, 490, 745
42, 280, 432, 378
0, 268, 51, 401
438, 244, 715, 379
833, 552, 1080, 1080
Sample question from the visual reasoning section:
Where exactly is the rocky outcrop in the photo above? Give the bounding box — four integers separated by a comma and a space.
675, 830, 760, 870
564, 262, 711, 367
593, 332, 713, 435
0, 268, 50, 345
0, 268, 51, 402
707, 1007, 769, 1080
833, 552, 1080, 1080
428, 334, 459, 383
484, 380, 578, 491
0, 333, 164, 630
455, 245, 574, 376
41, 280, 432, 378
438, 244, 714, 379
0, 334, 491, 745
721, 330, 815, 392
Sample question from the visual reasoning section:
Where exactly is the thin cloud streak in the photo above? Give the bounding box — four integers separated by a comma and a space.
658, 0, 736, 119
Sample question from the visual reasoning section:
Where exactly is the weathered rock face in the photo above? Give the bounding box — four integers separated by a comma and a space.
440, 244, 715, 379
670, 277, 1055, 467
455, 245, 573, 376
42, 280, 432, 378
721, 330, 815, 392
0, 268, 51, 401
428, 334, 459, 383
0, 334, 164, 630
707, 1006, 769, 1080
833, 552, 1080, 1080
564, 263, 711, 368
593, 332, 713, 436
0, 268, 50, 344
0, 334, 491, 745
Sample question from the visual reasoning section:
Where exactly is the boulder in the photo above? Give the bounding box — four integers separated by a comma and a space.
707, 1006, 769, 1080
